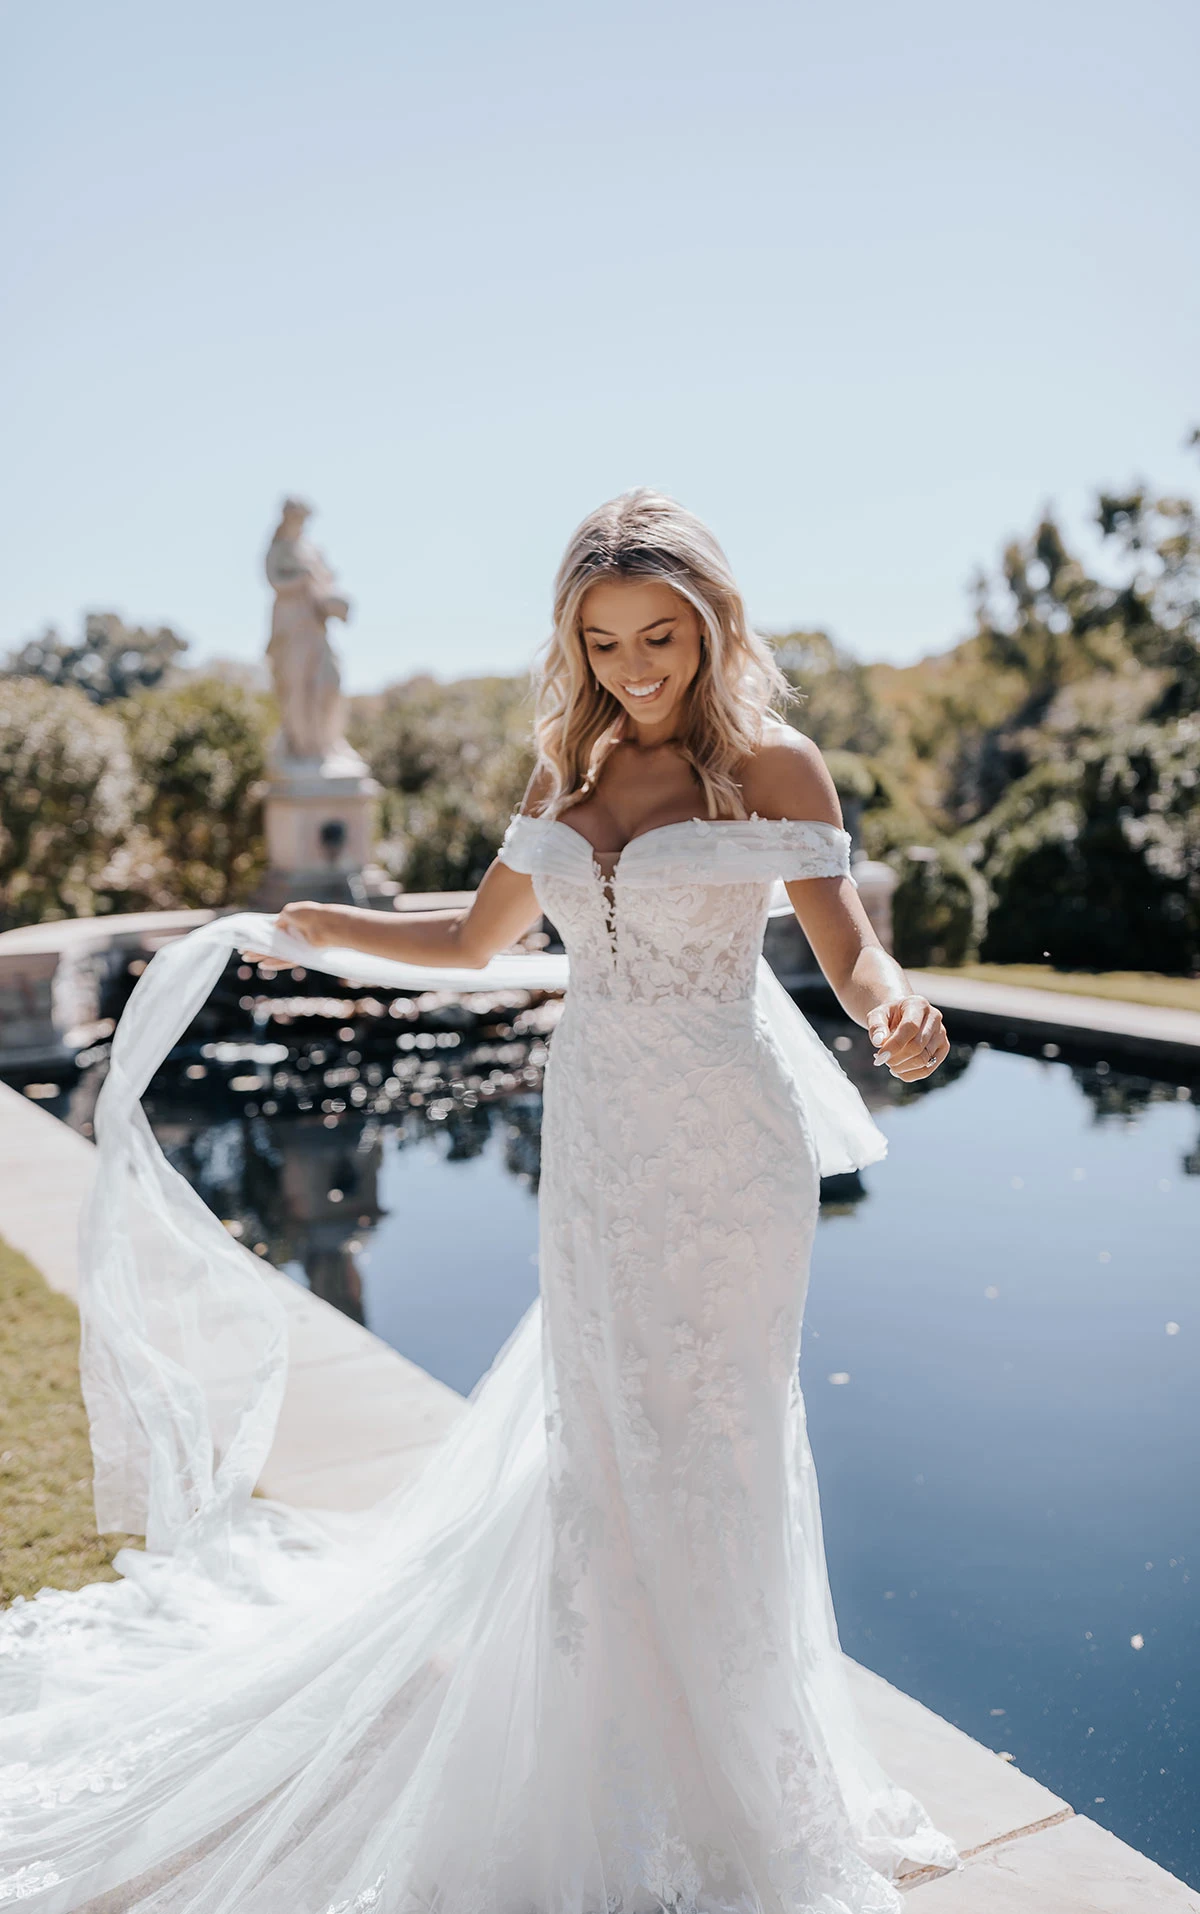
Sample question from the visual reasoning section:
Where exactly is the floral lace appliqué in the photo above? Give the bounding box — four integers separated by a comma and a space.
0, 1863, 62, 1905
322, 1872, 389, 1913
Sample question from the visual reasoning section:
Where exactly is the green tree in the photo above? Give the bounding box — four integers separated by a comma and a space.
106, 680, 273, 909
349, 674, 536, 889
0, 681, 135, 927
974, 515, 1140, 715
771, 629, 889, 756
4, 612, 188, 704
971, 717, 1200, 973
818, 750, 930, 861
890, 844, 987, 968
874, 490, 1186, 835
1093, 479, 1200, 715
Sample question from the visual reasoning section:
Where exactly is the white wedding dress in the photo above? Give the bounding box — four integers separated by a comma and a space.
0, 814, 958, 1914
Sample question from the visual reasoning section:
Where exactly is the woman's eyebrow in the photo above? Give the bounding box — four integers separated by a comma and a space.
583, 616, 677, 637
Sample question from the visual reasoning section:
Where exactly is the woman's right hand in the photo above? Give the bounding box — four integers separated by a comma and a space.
240, 900, 336, 972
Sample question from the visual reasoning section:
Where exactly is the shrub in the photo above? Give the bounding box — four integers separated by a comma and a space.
381, 794, 509, 893
889, 842, 987, 967
772, 630, 890, 756
819, 749, 932, 862
0, 680, 135, 927
973, 718, 1200, 972
350, 675, 535, 890
5, 611, 187, 704
104, 679, 273, 910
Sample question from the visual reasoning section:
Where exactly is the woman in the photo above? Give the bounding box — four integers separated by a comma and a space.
0, 491, 955, 1913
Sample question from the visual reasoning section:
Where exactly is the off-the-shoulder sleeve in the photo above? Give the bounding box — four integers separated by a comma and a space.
495, 812, 545, 875
771, 819, 852, 881
685, 819, 853, 884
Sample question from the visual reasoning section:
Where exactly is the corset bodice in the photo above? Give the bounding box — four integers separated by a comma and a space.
497, 813, 852, 1005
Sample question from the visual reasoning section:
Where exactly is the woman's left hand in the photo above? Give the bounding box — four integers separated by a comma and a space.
866, 995, 949, 1080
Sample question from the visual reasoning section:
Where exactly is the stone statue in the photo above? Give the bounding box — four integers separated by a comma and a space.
253, 496, 392, 912
264, 498, 353, 765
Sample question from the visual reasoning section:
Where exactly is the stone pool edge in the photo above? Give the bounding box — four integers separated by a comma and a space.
0, 1077, 1195, 1912
908, 968, 1200, 1071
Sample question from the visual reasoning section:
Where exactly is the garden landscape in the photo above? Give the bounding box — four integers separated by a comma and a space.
4, 463, 1199, 989
1, 464, 1198, 1908
2, 1, 1199, 1901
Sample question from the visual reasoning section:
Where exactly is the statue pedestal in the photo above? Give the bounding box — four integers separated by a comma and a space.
251, 748, 398, 912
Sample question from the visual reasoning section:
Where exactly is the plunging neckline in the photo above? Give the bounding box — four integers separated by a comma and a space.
549, 818, 735, 962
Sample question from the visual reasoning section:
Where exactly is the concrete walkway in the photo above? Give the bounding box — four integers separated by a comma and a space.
910, 969, 1200, 1069
1, 1075, 1195, 1910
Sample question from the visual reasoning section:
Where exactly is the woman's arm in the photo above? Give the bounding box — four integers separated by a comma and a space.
742, 733, 950, 1082
241, 770, 555, 973
241, 861, 542, 972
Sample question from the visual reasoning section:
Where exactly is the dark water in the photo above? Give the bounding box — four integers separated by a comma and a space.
18, 981, 1200, 1885
809, 1046, 1200, 1886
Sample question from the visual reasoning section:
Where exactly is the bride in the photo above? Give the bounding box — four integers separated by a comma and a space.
0, 490, 957, 1913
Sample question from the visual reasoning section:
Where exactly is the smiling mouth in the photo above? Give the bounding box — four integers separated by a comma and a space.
622, 679, 666, 700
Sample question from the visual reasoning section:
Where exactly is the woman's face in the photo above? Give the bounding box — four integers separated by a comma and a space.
578, 577, 704, 740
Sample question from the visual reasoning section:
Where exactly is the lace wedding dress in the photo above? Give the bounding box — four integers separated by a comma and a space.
0, 814, 958, 1913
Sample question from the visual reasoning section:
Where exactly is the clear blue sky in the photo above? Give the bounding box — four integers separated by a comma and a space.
2, 0, 1196, 692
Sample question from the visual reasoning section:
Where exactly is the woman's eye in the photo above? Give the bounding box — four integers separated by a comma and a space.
648, 633, 673, 647
591, 641, 616, 655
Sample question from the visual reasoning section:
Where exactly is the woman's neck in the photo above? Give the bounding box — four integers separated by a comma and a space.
620, 720, 685, 752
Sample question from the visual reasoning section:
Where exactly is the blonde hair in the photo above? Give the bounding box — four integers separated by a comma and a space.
531, 488, 792, 819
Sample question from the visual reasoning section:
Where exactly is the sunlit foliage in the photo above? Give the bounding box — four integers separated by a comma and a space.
348, 674, 536, 890
0, 680, 135, 927
5, 611, 188, 704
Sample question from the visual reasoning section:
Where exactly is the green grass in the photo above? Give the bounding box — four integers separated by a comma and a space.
921, 963, 1200, 1016
0, 1235, 141, 1605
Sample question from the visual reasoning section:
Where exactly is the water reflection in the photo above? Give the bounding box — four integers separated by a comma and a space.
24, 969, 1200, 1276
803, 1041, 1200, 1886
137, 1033, 552, 1321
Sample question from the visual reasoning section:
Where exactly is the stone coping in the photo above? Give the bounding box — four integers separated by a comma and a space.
910, 968, 1200, 1066
0, 1076, 1194, 1908
0, 908, 216, 956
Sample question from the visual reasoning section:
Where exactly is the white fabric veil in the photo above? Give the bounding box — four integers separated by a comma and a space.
77, 912, 564, 1562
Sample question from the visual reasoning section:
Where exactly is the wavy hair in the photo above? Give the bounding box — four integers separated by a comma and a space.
530, 489, 792, 819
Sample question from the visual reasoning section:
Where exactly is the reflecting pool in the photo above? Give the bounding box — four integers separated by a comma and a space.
17, 977, 1200, 1886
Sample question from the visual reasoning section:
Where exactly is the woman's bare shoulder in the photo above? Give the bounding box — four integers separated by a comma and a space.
737, 723, 843, 829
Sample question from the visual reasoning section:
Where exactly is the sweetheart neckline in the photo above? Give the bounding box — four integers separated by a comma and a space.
539, 813, 846, 872
554, 816, 730, 868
